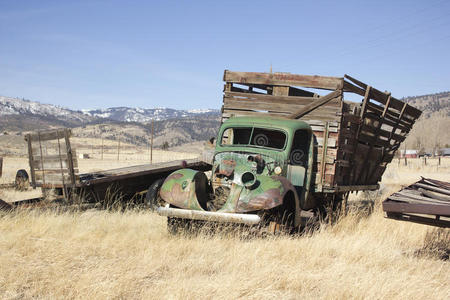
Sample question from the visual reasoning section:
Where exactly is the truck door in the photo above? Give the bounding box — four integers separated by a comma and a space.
287, 129, 313, 209
288, 130, 309, 184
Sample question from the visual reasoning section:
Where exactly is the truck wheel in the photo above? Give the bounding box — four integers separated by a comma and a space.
266, 193, 297, 234
146, 178, 165, 211
15, 169, 29, 191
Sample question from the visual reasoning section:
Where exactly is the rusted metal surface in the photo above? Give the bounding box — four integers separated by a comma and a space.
383, 177, 450, 228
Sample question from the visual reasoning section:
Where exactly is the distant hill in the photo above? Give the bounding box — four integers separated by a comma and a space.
72, 116, 220, 148
402, 91, 450, 118
82, 107, 218, 123
1, 91, 448, 151
401, 92, 450, 151
0, 95, 220, 148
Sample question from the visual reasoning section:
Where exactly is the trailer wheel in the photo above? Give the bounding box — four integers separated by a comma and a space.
15, 169, 29, 191
146, 178, 165, 211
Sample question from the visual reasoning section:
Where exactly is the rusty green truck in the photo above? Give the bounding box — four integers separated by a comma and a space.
152, 70, 422, 232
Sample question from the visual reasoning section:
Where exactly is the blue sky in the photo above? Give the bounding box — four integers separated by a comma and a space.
0, 0, 449, 110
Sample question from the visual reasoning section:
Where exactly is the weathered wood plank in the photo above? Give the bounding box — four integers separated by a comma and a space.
224, 91, 341, 107
223, 98, 340, 114
344, 74, 421, 118
289, 90, 342, 119
224, 70, 344, 90
25, 129, 71, 142
222, 110, 340, 122
360, 124, 405, 142
32, 159, 78, 170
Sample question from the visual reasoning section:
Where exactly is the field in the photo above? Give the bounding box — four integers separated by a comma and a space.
0, 154, 449, 299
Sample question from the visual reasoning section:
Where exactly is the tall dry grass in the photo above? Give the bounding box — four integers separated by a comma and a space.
0, 157, 449, 299
0, 205, 448, 299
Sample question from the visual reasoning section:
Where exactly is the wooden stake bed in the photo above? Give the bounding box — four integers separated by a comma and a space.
222, 70, 421, 192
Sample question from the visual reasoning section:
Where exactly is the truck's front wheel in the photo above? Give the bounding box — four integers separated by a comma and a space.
266, 192, 298, 234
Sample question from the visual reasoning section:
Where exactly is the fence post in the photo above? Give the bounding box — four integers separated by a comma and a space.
0, 157, 3, 178
117, 134, 120, 161
150, 119, 154, 164
404, 157, 407, 166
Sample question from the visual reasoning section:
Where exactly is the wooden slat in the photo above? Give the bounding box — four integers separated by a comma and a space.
32, 159, 78, 170
222, 110, 340, 122
344, 74, 421, 118
358, 132, 391, 148
311, 125, 338, 133
360, 124, 405, 142
365, 102, 414, 128
223, 98, 340, 114
34, 169, 79, 175
64, 129, 77, 184
26, 134, 36, 187
289, 90, 342, 119
35, 172, 72, 183
343, 80, 366, 97
32, 154, 70, 161
363, 113, 410, 132
25, 129, 71, 142
224, 91, 341, 107
224, 70, 344, 90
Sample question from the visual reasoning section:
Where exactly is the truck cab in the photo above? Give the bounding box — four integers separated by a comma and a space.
157, 116, 315, 229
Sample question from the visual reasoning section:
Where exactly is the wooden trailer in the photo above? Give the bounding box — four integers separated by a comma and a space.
24, 129, 210, 202
222, 70, 422, 193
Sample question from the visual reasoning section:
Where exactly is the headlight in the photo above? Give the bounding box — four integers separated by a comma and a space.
274, 166, 282, 175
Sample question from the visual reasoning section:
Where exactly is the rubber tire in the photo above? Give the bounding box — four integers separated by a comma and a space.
146, 178, 165, 211
15, 169, 29, 190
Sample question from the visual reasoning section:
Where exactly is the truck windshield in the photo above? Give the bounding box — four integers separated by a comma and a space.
221, 127, 286, 149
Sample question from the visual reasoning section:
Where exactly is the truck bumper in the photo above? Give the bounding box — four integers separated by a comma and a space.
156, 207, 261, 225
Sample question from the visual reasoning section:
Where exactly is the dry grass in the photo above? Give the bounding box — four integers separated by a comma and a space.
0, 157, 449, 299
0, 205, 449, 299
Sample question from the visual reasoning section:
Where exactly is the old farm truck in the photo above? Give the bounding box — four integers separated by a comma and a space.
154, 70, 422, 232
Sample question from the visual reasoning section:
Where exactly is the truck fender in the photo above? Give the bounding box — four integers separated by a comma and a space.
236, 175, 300, 223
159, 169, 209, 211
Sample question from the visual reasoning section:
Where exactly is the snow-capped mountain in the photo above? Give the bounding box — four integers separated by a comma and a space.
81, 107, 218, 123
0, 96, 94, 123
0, 95, 220, 132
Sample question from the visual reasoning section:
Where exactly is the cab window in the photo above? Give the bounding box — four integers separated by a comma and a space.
220, 127, 286, 150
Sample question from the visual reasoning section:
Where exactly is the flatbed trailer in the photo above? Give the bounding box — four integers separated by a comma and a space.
24, 129, 210, 202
